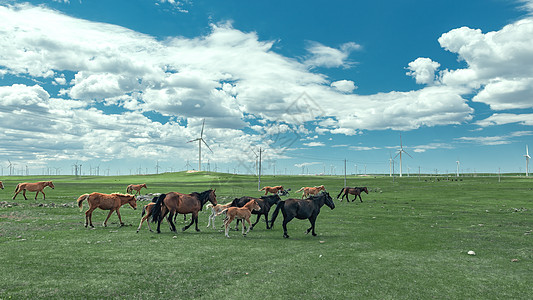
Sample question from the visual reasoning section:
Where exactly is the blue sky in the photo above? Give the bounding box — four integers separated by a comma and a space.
1, 0, 533, 176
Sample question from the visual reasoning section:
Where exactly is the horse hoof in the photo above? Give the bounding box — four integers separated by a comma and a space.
283, 235, 289, 238
312, 233, 317, 236
181, 227, 186, 231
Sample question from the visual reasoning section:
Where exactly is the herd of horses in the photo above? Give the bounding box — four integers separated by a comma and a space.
0, 180, 369, 238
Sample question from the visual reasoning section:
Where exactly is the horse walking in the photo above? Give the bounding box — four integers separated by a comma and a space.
77, 192, 137, 228
13, 181, 55, 200
150, 189, 217, 233
229, 194, 281, 230
259, 186, 286, 195
217, 200, 261, 238
337, 187, 369, 202
296, 185, 326, 198
126, 183, 147, 195
270, 192, 335, 238
206, 201, 233, 229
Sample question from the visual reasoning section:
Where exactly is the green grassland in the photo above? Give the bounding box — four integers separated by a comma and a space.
0, 172, 531, 299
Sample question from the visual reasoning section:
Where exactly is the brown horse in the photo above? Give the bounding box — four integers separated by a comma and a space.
259, 185, 286, 195
296, 185, 326, 198
337, 187, 369, 202
151, 189, 217, 233
77, 192, 137, 228
0, 181, 4, 190
13, 181, 55, 200
217, 199, 261, 238
126, 183, 147, 195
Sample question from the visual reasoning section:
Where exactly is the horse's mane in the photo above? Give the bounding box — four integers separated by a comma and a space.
111, 193, 133, 197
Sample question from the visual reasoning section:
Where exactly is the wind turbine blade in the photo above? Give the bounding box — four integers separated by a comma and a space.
404, 149, 413, 158
187, 138, 200, 143
202, 138, 213, 153
200, 119, 205, 138
394, 152, 400, 159
400, 133, 403, 149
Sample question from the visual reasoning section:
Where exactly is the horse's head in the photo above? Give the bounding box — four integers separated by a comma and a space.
250, 200, 261, 212
208, 189, 217, 206
129, 196, 138, 210
142, 183, 147, 188
323, 192, 335, 210
48, 181, 55, 189
362, 187, 369, 194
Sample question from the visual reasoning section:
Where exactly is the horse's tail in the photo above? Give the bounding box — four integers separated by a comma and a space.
13, 183, 21, 194
270, 200, 285, 228
77, 194, 90, 211
296, 187, 304, 192
336, 188, 345, 199
150, 193, 166, 223
215, 208, 229, 217
259, 187, 265, 191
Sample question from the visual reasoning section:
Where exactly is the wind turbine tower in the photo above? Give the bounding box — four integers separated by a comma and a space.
525, 145, 530, 177
394, 134, 412, 177
456, 160, 460, 177
187, 119, 213, 171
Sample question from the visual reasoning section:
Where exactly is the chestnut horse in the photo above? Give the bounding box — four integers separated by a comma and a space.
126, 183, 147, 195
337, 187, 369, 202
296, 185, 326, 198
270, 192, 335, 238
0, 181, 4, 190
259, 185, 286, 195
77, 192, 137, 228
150, 189, 217, 233
217, 199, 261, 238
13, 181, 55, 200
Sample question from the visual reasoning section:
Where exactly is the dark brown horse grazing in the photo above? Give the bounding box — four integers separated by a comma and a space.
77, 192, 137, 228
126, 183, 147, 195
13, 181, 55, 200
337, 187, 369, 202
229, 194, 281, 230
150, 189, 217, 233
270, 192, 335, 238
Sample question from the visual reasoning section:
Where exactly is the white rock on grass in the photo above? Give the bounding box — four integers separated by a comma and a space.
467, 250, 476, 256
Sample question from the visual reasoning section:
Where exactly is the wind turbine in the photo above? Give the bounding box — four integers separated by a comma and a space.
187, 119, 213, 171
394, 134, 412, 177
389, 152, 393, 177
456, 160, 460, 177
525, 145, 530, 177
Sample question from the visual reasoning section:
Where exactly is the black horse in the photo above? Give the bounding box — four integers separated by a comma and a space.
270, 192, 335, 238
229, 194, 281, 229
337, 187, 368, 202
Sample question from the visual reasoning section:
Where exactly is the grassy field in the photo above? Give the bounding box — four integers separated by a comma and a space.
0, 172, 531, 299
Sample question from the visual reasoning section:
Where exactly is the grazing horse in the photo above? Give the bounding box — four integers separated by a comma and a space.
0, 181, 4, 190
217, 200, 261, 238
77, 192, 137, 228
126, 183, 147, 195
296, 185, 326, 198
259, 185, 286, 195
13, 181, 55, 200
337, 187, 369, 202
150, 189, 217, 233
229, 194, 281, 230
206, 201, 233, 229
270, 192, 335, 238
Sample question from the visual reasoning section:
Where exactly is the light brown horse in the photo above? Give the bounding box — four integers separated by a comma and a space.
259, 185, 286, 195
137, 202, 156, 232
126, 183, 147, 195
13, 181, 55, 200
217, 199, 261, 238
0, 181, 4, 190
151, 189, 217, 233
77, 192, 137, 228
296, 185, 326, 198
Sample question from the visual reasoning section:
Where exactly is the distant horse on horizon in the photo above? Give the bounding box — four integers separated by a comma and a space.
337, 187, 369, 202
13, 181, 54, 200
126, 183, 147, 195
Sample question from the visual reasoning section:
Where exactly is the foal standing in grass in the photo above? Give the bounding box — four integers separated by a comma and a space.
217, 200, 260, 238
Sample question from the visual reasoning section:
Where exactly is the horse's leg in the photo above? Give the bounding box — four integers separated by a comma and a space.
167, 212, 177, 232
358, 194, 363, 203
22, 189, 28, 200
193, 212, 200, 232
116, 209, 124, 226
85, 207, 96, 228
182, 213, 195, 231
137, 214, 146, 232
103, 209, 115, 227
244, 218, 252, 236
306, 215, 317, 236
265, 212, 272, 230
282, 215, 294, 238
251, 214, 261, 230
224, 218, 231, 238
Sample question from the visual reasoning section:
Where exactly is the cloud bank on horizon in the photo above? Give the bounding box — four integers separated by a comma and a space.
0, 2, 532, 171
